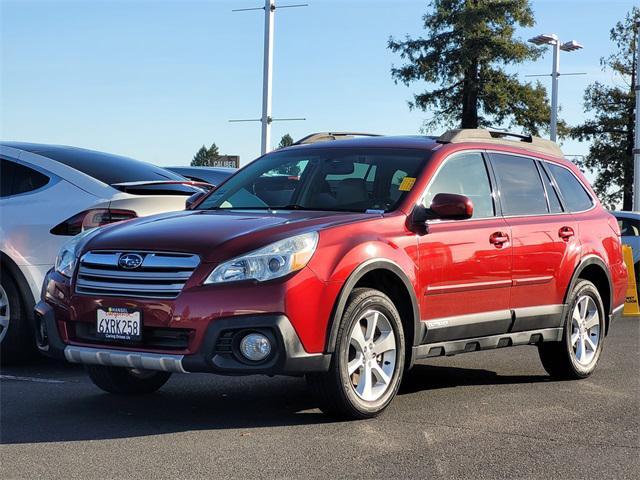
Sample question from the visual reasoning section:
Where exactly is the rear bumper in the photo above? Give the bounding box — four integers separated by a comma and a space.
35, 301, 330, 375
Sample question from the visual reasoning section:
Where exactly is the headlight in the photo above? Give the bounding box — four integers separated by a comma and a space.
54, 228, 99, 277
205, 232, 319, 284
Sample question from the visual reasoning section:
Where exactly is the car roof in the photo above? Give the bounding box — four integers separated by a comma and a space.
282, 135, 441, 152
1, 141, 185, 184
611, 211, 640, 219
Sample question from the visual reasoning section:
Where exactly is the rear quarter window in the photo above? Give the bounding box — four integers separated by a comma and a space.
547, 163, 594, 212
0, 158, 50, 197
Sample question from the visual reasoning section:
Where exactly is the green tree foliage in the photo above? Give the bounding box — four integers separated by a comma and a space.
278, 133, 294, 149
191, 143, 221, 167
274, 134, 300, 175
388, 0, 553, 135
571, 7, 639, 210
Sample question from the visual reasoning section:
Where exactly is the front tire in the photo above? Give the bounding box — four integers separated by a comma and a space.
538, 280, 605, 379
0, 269, 36, 364
307, 288, 405, 419
86, 365, 171, 394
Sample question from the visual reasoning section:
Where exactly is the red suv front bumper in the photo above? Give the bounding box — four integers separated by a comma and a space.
35, 269, 330, 375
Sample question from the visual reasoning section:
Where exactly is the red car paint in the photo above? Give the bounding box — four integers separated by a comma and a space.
40, 136, 627, 362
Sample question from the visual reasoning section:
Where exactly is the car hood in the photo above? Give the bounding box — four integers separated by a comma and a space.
83, 209, 375, 263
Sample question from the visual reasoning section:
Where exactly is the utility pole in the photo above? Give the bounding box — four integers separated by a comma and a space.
633, 19, 640, 211
231, 2, 307, 155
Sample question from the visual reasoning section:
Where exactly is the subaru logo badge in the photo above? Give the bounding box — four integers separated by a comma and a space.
118, 253, 144, 270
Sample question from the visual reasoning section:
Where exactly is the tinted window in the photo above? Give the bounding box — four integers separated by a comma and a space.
547, 163, 593, 212
423, 152, 495, 218
0, 159, 13, 197
618, 218, 640, 237
0, 159, 49, 197
492, 154, 548, 216
21, 146, 184, 185
540, 165, 563, 213
197, 148, 426, 212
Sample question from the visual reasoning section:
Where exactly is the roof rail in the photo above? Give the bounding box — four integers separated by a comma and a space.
293, 132, 381, 146
437, 128, 563, 158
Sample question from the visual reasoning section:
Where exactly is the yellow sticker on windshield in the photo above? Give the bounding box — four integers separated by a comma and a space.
398, 177, 416, 191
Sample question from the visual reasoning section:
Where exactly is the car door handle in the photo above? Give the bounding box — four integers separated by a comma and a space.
490, 232, 509, 248
559, 226, 575, 241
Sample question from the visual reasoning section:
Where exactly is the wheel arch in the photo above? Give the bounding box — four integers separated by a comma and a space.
0, 251, 36, 330
324, 259, 421, 356
565, 255, 613, 334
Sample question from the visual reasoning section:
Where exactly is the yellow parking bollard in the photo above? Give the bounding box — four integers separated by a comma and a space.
622, 245, 640, 317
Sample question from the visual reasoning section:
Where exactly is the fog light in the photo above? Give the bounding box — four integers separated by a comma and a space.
239, 333, 272, 362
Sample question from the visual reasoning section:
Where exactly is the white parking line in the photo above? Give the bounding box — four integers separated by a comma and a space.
0, 374, 65, 384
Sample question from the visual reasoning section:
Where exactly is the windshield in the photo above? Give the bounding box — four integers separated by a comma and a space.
196, 148, 427, 213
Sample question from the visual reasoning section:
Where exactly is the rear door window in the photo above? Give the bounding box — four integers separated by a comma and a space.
547, 163, 594, 212
491, 154, 548, 216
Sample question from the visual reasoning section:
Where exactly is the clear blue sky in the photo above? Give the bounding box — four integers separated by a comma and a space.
1, 0, 636, 167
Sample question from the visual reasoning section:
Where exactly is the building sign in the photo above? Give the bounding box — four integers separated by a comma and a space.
212, 155, 240, 168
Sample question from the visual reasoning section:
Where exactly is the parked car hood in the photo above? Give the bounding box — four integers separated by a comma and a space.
83, 209, 375, 263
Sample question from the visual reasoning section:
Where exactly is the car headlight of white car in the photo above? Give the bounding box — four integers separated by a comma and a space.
205, 232, 319, 284
55, 228, 100, 277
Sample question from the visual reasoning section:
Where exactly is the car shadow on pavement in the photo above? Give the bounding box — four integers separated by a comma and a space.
400, 363, 551, 395
1, 363, 551, 445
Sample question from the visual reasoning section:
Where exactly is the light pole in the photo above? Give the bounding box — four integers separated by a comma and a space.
633, 20, 640, 211
528, 34, 583, 142
231, 2, 307, 155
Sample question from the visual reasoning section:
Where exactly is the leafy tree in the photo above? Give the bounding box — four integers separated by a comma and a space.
191, 143, 221, 167
388, 0, 553, 135
278, 133, 294, 149
571, 7, 639, 210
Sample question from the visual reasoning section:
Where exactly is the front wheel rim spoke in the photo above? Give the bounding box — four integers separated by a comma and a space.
371, 362, 391, 386
373, 331, 395, 355
576, 335, 586, 362
356, 363, 374, 400
585, 335, 597, 353
584, 310, 599, 330
571, 330, 580, 347
348, 355, 363, 376
364, 311, 379, 342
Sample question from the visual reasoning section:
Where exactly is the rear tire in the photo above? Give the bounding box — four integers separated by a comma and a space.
86, 365, 171, 394
538, 280, 605, 379
307, 288, 405, 419
0, 269, 36, 365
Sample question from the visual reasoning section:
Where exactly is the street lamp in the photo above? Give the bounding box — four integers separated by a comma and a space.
528, 33, 583, 142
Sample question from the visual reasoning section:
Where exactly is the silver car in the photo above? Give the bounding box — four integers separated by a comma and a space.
0, 142, 206, 362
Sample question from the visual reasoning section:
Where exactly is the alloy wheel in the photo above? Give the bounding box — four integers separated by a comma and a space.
571, 295, 601, 366
346, 309, 397, 402
0, 284, 9, 343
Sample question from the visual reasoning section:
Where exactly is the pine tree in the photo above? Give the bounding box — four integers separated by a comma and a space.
190, 143, 221, 167
571, 7, 639, 210
190, 145, 209, 166
388, 0, 553, 135
278, 134, 294, 149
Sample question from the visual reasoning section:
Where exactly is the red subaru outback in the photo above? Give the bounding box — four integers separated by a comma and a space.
36, 129, 627, 418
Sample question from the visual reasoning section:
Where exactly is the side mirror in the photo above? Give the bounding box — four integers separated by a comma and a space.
186, 191, 205, 210
430, 193, 474, 220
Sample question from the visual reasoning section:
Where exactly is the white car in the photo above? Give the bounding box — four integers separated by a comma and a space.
0, 142, 206, 362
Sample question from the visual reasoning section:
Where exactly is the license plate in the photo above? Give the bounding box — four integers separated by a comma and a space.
96, 308, 142, 342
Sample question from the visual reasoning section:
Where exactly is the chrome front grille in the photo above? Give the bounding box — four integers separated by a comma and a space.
75, 251, 200, 299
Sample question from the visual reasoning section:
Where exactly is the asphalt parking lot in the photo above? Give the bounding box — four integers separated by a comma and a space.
1, 318, 638, 480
